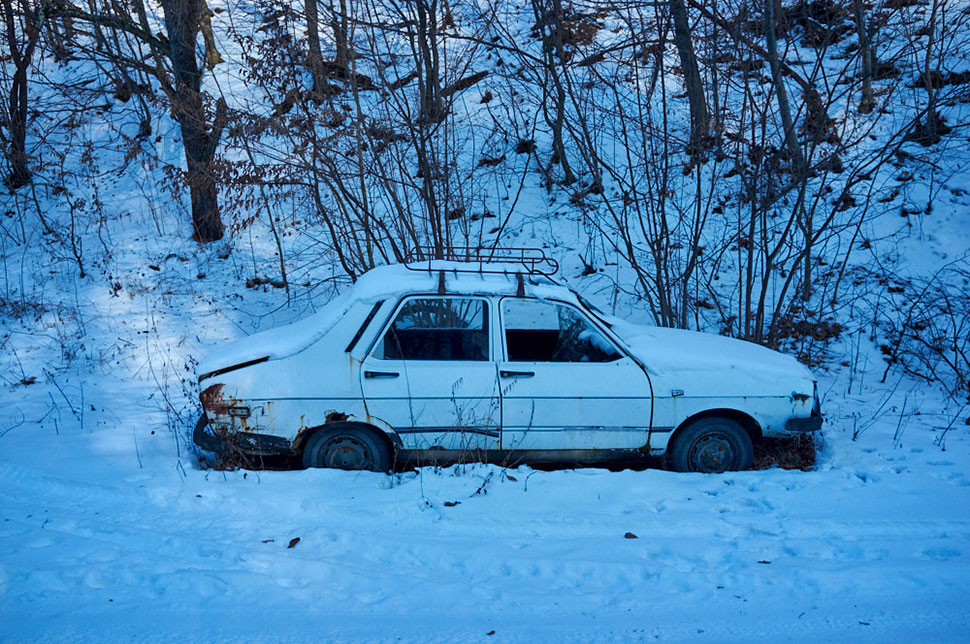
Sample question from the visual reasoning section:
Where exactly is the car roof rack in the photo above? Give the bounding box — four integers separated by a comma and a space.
402, 246, 560, 296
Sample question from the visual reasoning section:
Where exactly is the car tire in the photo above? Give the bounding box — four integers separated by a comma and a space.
301, 423, 392, 472
667, 417, 754, 473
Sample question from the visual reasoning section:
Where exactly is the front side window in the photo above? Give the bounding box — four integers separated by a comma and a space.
502, 298, 621, 363
376, 297, 489, 361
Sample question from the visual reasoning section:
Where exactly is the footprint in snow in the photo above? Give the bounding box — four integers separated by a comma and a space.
851, 471, 880, 484
922, 546, 961, 561
83, 568, 111, 590
25, 535, 57, 549
734, 497, 775, 513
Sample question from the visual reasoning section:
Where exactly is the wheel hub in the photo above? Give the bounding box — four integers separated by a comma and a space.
326, 437, 368, 470
690, 434, 733, 473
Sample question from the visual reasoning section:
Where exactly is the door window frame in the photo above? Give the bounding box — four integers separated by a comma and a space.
365, 294, 496, 363
497, 296, 628, 363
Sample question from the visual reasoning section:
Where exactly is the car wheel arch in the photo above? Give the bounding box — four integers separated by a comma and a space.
668, 408, 762, 449
294, 420, 399, 457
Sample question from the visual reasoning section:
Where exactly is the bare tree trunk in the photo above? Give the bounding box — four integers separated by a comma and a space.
305, 0, 327, 94
763, 0, 812, 301
531, 0, 576, 184
670, 0, 708, 157
415, 0, 443, 124
161, 0, 225, 242
330, 0, 349, 70
921, 0, 942, 141
2, 0, 42, 191
852, 0, 875, 114
45, 10, 72, 62
763, 0, 803, 176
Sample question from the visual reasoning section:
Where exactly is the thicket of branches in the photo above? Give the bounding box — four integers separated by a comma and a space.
2, 0, 969, 395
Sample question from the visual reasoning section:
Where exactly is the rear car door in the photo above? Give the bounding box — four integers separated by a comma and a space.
360, 296, 501, 450
498, 297, 652, 450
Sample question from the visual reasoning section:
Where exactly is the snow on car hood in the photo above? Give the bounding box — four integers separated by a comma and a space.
609, 320, 815, 395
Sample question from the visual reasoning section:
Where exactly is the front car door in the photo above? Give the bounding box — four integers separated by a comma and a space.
360, 296, 501, 451
498, 297, 652, 450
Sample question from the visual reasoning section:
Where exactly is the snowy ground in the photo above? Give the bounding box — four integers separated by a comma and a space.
1, 361, 969, 642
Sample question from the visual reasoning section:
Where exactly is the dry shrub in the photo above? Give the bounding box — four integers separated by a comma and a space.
881, 267, 970, 401
753, 435, 818, 470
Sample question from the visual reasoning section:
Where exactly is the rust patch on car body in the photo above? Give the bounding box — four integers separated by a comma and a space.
201, 383, 233, 415
291, 411, 357, 450
326, 410, 350, 424
200, 383, 253, 433
791, 392, 811, 404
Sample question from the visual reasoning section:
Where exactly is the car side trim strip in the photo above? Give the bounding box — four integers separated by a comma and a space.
395, 427, 501, 439
502, 426, 662, 432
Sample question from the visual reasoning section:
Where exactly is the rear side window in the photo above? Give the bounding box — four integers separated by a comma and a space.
502, 298, 621, 363
377, 297, 489, 361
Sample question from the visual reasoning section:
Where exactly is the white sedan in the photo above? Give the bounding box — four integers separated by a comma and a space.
194, 259, 821, 473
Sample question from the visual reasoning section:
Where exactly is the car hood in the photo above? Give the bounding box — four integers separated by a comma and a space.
196, 290, 357, 380
608, 320, 815, 396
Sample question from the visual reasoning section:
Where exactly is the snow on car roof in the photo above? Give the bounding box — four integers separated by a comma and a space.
350, 262, 571, 301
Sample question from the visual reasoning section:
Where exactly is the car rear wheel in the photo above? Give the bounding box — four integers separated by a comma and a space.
668, 417, 754, 473
302, 423, 392, 472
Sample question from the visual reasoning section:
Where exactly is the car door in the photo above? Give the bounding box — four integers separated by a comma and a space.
360, 295, 501, 451
498, 297, 652, 450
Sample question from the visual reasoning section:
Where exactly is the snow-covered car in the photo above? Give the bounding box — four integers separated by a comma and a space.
194, 253, 822, 473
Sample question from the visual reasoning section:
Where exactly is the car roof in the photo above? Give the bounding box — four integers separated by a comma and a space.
197, 262, 585, 377
349, 262, 577, 303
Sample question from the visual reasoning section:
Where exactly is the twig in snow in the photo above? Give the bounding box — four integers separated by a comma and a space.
0, 409, 25, 439
935, 403, 968, 451
44, 369, 80, 424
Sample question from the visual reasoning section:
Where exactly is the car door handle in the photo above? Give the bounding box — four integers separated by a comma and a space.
364, 370, 399, 379
500, 370, 535, 378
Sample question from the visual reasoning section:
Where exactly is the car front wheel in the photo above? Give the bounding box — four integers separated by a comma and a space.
668, 417, 754, 473
302, 423, 392, 472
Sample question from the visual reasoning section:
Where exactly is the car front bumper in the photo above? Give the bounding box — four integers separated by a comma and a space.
784, 383, 823, 433
193, 414, 293, 455
193, 414, 226, 452
784, 415, 823, 432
